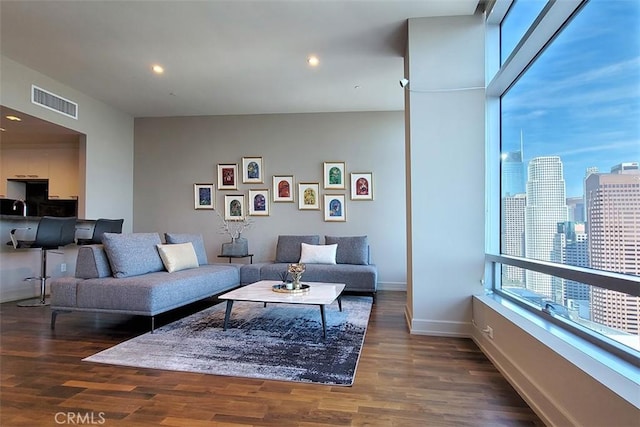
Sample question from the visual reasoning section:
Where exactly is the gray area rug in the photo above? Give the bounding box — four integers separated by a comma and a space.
84, 295, 373, 386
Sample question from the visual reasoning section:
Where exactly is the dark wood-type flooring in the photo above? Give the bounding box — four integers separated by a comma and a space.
0, 291, 544, 426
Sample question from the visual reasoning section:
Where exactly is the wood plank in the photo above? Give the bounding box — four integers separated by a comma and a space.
0, 291, 544, 426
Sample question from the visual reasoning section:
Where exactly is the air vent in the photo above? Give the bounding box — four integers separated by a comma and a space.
31, 85, 78, 119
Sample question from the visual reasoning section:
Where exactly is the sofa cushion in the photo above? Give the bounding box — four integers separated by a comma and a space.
325, 235, 369, 265
102, 232, 164, 278
75, 245, 112, 279
164, 233, 208, 265
275, 235, 320, 262
157, 243, 199, 273
256, 263, 377, 293
74, 264, 240, 315
299, 242, 337, 264
240, 263, 264, 285
50, 277, 82, 307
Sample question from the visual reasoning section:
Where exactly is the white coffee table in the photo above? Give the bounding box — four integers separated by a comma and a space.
219, 280, 346, 338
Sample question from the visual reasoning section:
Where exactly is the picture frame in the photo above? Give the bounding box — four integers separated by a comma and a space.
193, 183, 214, 210
350, 172, 374, 200
248, 189, 270, 216
323, 161, 346, 189
324, 194, 346, 222
272, 175, 294, 202
224, 194, 245, 220
298, 182, 320, 210
242, 156, 264, 184
217, 163, 238, 190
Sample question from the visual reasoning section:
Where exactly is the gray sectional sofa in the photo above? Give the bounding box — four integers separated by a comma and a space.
240, 235, 377, 301
50, 232, 241, 331
50, 233, 377, 332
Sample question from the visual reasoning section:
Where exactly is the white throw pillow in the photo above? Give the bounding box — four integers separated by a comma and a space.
157, 243, 199, 273
299, 242, 337, 264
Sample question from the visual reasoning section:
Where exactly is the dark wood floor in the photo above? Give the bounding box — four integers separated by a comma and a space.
0, 291, 544, 426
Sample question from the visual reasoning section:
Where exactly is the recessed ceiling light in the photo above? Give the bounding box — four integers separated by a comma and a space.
5, 115, 21, 121
307, 56, 319, 67
152, 64, 164, 74
0, 128, 5, 132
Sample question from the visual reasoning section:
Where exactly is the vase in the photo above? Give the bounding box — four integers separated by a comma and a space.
287, 263, 305, 290
292, 273, 302, 290
221, 235, 248, 256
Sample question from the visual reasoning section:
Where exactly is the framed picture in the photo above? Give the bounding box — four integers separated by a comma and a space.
193, 183, 214, 209
272, 175, 294, 202
224, 194, 245, 220
323, 161, 346, 189
298, 182, 320, 210
324, 194, 346, 222
350, 172, 374, 200
242, 156, 264, 184
217, 163, 238, 190
248, 189, 270, 216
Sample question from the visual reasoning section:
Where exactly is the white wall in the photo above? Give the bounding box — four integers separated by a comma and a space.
405, 15, 486, 336
0, 55, 134, 225
134, 112, 407, 288
0, 55, 134, 302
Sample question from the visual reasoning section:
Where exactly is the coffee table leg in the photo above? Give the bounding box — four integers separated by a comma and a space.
319, 304, 327, 338
338, 296, 342, 312
223, 300, 234, 331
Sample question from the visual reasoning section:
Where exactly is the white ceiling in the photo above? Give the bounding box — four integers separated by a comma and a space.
1, 0, 480, 118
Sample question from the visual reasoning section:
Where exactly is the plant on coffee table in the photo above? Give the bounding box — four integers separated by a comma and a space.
278, 270, 289, 284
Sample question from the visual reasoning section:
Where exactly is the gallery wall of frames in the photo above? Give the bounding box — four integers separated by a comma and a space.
194, 157, 374, 223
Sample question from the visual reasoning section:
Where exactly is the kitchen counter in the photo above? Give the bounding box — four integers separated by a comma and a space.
0, 214, 92, 221
1, 216, 97, 252
0, 215, 100, 303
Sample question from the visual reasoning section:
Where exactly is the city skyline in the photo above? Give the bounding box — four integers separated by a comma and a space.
501, 0, 639, 198
501, 155, 640, 349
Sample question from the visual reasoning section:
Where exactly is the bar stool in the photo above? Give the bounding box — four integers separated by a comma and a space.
76, 218, 124, 245
10, 216, 77, 307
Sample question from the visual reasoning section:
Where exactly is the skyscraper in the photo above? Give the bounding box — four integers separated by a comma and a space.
610, 162, 639, 174
501, 134, 527, 286
502, 150, 525, 197
553, 221, 589, 308
583, 166, 599, 221
525, 156, 568, 300
502, 194, 526, 285
586, 165, 640, 336
566, 197, 585, 222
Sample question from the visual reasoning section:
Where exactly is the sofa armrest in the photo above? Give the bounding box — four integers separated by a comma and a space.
75, 245, 112, 278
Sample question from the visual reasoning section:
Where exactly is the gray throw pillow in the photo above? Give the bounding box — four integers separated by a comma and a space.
275, 235, 320, 262
164, 233, 208, 265
325, 235, 369, 265
102, 232, 164, 278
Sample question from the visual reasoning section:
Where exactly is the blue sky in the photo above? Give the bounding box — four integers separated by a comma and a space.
501, 0, 640, 197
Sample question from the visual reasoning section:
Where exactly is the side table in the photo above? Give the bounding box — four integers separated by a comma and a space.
217, 254, 254, 264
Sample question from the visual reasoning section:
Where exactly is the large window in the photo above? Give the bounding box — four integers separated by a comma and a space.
489, 0, 640, 362
500, 0, 547, 63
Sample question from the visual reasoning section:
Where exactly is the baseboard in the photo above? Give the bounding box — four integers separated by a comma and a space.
408, 317, 472, 337
377, 281, 406, 291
